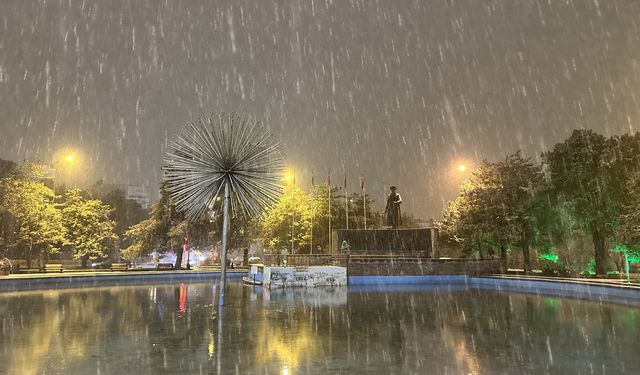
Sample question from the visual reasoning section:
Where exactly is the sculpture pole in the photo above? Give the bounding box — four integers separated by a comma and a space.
219, 181, 230, 306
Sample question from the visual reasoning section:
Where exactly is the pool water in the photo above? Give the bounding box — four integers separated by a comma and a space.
1, 280, 639, 374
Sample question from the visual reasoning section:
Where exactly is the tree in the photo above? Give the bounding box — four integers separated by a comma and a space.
97, 189, 148, 254
494, 152, 545, 272
437, 153, 545, 272
345, 192, 382, 230
122, 218, 159, 261
61, 189, 118, 267
260, 187, 313, 252
0, 158, 18, 179
543, 130, 623, 275
122, 183, 216, 267
1, 177, 65, 268
609, 133, 640, 253
438, 161, 507, 262
123, 184, 174, 262
615, 171, 640, 252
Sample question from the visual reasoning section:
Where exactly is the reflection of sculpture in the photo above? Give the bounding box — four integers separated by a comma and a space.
385, 186, 402, 229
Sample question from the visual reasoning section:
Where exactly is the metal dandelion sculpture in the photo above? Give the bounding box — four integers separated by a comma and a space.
163, 112, 285, 305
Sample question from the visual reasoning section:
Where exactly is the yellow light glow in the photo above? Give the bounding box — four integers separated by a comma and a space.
65, 154, 75, 162
458, 164, 466, 172
282, 168, 295, 185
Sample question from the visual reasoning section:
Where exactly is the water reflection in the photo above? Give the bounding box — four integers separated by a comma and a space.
1, 282, 639, 374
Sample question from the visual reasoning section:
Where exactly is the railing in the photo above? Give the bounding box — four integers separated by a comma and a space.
262, 253, 479, 267
263, 254, 348, 267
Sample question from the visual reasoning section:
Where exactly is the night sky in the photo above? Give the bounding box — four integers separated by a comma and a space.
1, 0, 640, 218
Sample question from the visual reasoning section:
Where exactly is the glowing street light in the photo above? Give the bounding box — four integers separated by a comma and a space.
48, 150, 79, 195
457, 164, 466, 172
282, 170, 295, 185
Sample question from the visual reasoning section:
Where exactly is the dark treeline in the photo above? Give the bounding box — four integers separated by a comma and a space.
438, 129, 640, 276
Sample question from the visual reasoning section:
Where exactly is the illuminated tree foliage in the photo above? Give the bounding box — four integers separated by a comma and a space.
0, 177, 65, 268
260, 187, 314, 252
61, 189, 118, 267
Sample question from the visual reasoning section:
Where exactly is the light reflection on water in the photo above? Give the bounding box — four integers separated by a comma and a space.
1, 281, 639, 374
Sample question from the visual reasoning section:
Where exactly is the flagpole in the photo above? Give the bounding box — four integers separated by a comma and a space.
363, 186, 367, 230
361, 176, 367, 230
310, 206, 314, 255
310, 171, 314, 255
291, 170, 295, 255
328, 171, 332, 255
345, 174, 349, 230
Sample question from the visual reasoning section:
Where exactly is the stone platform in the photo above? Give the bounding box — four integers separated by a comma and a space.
263, 266, 347, 288
334, 228, 436, 257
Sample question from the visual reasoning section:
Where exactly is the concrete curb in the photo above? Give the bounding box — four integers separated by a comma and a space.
0, 270, 244, 292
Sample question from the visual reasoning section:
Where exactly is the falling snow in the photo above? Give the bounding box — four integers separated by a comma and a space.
1, 0, 640, 217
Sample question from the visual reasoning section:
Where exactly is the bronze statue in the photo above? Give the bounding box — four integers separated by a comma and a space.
385, 185, 402, 229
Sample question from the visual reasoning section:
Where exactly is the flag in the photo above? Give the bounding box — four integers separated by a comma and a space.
360, 176, 365, 190
327, 170, 331, 186
343, 174, 347, 189
311, 170, 315, 186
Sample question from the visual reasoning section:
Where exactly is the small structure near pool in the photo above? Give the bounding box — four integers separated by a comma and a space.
262, 266, 347, 288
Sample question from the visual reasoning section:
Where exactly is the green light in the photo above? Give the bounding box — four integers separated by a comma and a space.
611, 244, 640, 264
539, 252, 559, 263
544, 298, 561, 309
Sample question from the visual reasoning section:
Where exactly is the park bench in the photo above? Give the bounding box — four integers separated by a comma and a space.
194, 265, 220, 271
157, 263, 174, 270
110, 263, 128, 272
44, 264, 64, 273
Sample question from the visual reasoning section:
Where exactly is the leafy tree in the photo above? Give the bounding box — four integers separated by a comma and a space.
122, 218, 159, 261
123, 183, 215, 267
260, 187, 313, 252
123, 185, 175, 262
97, 189, 148, 252
609, 133, 640, 252
438, 160, 508, 263
543, 130, 624, 275
0, 177, 65, 268
438, 153, 545, 272
342, 192, 382, 230
494, 152, 545, 272
61, 189, 118, 267
615, 171, 640, 252
0, 158, 18, 179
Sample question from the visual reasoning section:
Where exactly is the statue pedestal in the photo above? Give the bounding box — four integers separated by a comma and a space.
334, 228, 436, 257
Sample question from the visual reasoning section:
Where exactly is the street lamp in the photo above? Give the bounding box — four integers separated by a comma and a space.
49, 152, 76, 196
457, 164, 466, 172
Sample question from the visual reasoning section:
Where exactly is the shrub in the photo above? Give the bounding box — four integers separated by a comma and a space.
0, 257, 12, 274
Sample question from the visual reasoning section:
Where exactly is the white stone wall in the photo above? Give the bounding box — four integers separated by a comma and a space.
263, 266, 347, 288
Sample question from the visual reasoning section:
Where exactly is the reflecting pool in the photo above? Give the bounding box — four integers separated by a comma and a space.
1, 281, 639, 374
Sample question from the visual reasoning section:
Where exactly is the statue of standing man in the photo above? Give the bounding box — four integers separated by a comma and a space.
385, 186, 402, 229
